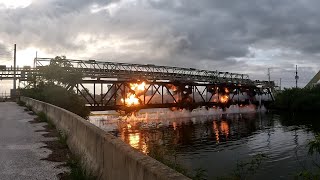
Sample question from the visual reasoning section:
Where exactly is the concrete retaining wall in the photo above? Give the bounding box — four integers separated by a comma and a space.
21, 97, 189, 180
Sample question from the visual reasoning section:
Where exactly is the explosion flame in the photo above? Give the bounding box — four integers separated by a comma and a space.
121, 82, 146, 106
220, 95, 229, 103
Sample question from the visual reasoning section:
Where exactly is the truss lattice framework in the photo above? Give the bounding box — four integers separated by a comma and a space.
74, 81, 274, 111
0, 58, 275, 88
35, 58, 251, 84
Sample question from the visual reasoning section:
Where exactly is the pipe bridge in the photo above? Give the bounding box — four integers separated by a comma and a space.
0, 58, 275, 111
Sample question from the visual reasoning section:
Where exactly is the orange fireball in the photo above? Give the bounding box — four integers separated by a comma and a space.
220, 95, 229, 103
130, 82, 146, 92
121, 82, 146, 107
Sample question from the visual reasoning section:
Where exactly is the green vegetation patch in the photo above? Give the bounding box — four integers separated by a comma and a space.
17, 100, 26, 106
20, 56, 90, 119
66, 157, 96, 180
272, 86, 320, 112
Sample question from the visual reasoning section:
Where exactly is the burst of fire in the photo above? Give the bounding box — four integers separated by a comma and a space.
121, 82, 146, 107
121, 93, 140, 106
130, 82, 146, 92
220, 95, 229, 103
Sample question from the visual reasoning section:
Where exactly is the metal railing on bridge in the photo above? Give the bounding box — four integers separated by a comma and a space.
35, 58, 252, 84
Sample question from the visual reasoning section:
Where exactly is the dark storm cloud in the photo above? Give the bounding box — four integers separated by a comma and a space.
0, 0, 117, 52
0, 0, 320, 86
148, 0, 320, 58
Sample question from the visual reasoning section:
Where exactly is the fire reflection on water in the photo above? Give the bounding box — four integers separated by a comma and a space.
173, 121, 177, 130
213, 121, 220, 142
89, 106, 260, 158
121, 130, 148, 154
213, 120, 230, 143
118, 117, 232, 154
221, 121, 230, 138
89, 112, 315, 179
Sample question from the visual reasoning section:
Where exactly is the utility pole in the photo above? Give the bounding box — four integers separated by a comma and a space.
34, 51, 37, 68
280, 78, 281, 91
268, 68, 271, 83
13, 44, 16, 95
295, 65, 298, 88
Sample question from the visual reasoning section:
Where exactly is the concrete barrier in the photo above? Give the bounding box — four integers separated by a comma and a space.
21, 97, 189, 180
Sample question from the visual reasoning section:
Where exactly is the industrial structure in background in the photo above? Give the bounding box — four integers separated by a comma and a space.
0, 57, 275, 112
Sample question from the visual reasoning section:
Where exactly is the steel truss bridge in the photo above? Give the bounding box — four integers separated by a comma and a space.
0, 58, 275, 111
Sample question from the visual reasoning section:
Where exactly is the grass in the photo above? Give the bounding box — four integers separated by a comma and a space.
25, 107, 95, 180
37, 112, 55, 130
58, 130, 68, 147
17, 100, 26, 106
37, 111, 49, 122
56, 130, 95, 180
66, 157, 96, 180
24, 105, 33, 112
26, 105, 33, 111
296, 134, 320, 179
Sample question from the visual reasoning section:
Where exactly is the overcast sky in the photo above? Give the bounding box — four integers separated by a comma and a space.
0, 0, 320, 89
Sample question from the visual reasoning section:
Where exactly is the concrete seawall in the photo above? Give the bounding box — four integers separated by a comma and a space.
21, 97, 189, 180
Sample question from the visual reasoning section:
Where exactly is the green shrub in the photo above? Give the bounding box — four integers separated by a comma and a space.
20, 56, 90, 119
37, 111, 48, 122
17, 100, 26, 106
66, 157, 96, 180
58, 131, 68, 147
296, 134, 320, 179
21, 85, 90, 119
272, 86, 320, 112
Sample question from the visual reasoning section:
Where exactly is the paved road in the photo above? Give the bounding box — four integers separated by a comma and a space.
0, 102, 66, 180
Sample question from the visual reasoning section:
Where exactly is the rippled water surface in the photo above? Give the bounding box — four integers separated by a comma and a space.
90, 111, 318, 179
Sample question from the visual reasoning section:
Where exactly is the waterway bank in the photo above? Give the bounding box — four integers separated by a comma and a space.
21, 97, 189, 180
90, 109, 320, 179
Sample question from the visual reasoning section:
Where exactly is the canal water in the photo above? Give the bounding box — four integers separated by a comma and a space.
89, 109, 319, 179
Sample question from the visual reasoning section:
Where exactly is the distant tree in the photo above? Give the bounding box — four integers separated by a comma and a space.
21, 56, 90, 118
272, 86, 320, 112
40, 56, 82, 89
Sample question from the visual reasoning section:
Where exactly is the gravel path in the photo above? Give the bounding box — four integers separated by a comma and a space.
0, 102, 67, 180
